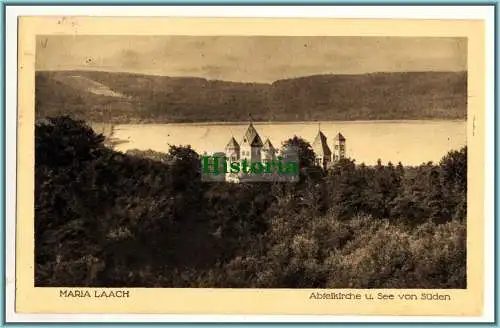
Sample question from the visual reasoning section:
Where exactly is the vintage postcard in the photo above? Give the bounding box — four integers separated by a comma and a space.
9, 6, 494, 321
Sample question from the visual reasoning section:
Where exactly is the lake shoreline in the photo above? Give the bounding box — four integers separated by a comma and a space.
110, 121, 466, 166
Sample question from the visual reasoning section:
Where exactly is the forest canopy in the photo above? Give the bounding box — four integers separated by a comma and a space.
35, 116, 467, 288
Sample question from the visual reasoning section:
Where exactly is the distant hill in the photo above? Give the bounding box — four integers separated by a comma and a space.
35, 70, 467, 123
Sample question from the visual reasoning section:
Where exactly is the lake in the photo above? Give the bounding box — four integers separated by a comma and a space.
111, 120, 467, 166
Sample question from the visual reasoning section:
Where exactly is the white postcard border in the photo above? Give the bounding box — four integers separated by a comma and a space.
5, 5, 495, 323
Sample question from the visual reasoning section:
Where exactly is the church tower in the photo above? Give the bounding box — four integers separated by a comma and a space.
240, 122, 263, 164
312, 127, 332, 170
225, 136, 240, 162
261, 138, 276, 164
332, 132, 346, 162
225, 136, 240, 183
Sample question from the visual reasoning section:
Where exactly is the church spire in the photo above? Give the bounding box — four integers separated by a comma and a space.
312, 130, 331, 157
226, 136, 240, 150
243, 121, 263, 147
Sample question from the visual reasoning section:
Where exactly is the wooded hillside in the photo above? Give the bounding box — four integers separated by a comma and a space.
35, 70, 467, 123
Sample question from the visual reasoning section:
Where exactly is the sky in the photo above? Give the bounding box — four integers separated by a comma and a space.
36, 36, 467, 83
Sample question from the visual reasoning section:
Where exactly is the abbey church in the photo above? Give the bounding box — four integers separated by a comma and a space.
220, 122, 346, 182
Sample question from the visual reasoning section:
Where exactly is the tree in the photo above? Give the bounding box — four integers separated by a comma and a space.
281, 136, 316, 169
35, 116, 111, 286
439, 146, 467, 221
440, 146, 467, 194
425, 166, 450, 223
36, 116, 106, 168
326, 158, 366, 220
166, 145, 201, 191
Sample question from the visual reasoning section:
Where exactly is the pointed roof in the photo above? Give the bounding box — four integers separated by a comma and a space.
226, 136, 240, 150
335, 132, 346, 141
263, 138, 275, 150
242, 123, 263, 147
312, 131, 331, 156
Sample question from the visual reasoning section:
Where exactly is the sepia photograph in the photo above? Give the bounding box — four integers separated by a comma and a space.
10, 12, 491, 318
34, 34, 467, 289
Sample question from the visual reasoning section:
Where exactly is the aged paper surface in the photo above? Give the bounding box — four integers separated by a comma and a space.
18, 16, 484, 316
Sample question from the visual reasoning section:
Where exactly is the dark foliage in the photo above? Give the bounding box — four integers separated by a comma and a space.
35, 117, 467, 288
